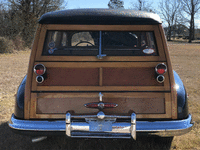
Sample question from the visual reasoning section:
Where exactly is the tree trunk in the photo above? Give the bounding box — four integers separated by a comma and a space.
192, 17, 195, 40
168, 26, 172, 41
189, 0, 194, 43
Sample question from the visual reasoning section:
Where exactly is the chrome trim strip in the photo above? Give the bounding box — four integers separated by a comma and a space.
97, 31, 106, 59
70, 115, 131, 119
9, 114, 194, 138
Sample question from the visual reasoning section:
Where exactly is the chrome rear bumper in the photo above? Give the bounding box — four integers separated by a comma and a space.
8, 113, 194, 139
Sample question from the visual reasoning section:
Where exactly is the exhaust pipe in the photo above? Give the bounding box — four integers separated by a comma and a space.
32, 136, 47, 143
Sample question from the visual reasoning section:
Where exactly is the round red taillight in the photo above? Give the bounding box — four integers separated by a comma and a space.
34, 64, 46, 75
155, 63, 167, 75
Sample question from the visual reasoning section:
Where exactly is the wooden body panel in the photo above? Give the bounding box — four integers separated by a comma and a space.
30, 93, 171, 119
31, 62, 170, 92
102, 67, 162, 86
25, 24, 177, 120
41, 68, 99, 86
39, 67, 162, 86
36, 97, 165, 114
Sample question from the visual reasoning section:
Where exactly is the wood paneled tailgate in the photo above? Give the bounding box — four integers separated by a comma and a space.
30, 62, 172, 119
25, 24, 176, 119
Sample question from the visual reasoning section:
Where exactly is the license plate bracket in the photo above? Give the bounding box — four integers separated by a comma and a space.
86, 118, 116, 132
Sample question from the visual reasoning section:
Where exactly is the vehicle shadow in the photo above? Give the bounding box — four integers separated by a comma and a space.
0, 122, 173, 150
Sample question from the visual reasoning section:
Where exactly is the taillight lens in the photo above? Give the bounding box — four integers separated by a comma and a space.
155, 63, 167, 75
104, 103, 118, 108
36, 76, 44, 83
34, 64, 46, 75
84, 103, 98, 108
157, 75, 165, 83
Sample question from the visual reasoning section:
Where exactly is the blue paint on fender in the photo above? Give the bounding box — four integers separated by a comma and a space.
173, 71, 188, 119
14, 75, 26, 119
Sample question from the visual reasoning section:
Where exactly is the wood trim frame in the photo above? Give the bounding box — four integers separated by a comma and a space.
158, 25, 177, 119
29, 92, 171, 119
30, 93, 37, 118
99, 68, 103, 86
35, 25, 166, 62
31, 62, 170, 92
24, 25, 42, 119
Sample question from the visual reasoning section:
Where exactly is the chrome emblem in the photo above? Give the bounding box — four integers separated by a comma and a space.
143, 48, 155, 54
98, 102, 104, 110
84, 92, 118, 110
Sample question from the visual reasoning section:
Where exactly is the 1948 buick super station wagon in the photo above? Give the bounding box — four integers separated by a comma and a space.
8, 9, 194, 142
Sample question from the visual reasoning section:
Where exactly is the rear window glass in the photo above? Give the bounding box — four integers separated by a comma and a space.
42, 31, 158, 56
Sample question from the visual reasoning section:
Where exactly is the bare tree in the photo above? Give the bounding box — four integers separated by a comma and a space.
7, 0, 64, 46
0, 3, 5, 35
0, 2, 9, 37
131, 0, 153, 12
108, 0, 124, 9
158, 0, 181, 41
181, 0, 200, 42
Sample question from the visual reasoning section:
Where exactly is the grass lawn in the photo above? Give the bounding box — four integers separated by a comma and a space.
0, 42, 199, 149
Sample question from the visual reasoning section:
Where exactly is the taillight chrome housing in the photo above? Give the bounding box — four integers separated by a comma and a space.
155, 63, 167, 83
34, 64, 46, 83
155, 63, 167, 75
34, 64, 46, 76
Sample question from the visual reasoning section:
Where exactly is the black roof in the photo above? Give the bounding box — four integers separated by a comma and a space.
39, 9, 162, 25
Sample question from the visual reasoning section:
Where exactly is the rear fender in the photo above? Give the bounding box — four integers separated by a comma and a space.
173, 71, 189, 119
14, 75, 26, 119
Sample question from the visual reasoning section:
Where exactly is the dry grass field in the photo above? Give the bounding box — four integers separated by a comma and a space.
0, 43, 199, 150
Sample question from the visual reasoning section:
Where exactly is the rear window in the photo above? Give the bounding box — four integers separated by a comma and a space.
42, 31, 158, 56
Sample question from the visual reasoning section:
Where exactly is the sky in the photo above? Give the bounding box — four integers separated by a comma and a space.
66, 0, 200, 28
67, 0, 135, 9
1, 0, 200, 27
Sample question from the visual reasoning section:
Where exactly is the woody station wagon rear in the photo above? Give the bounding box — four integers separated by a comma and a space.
9, 9, 193, 140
